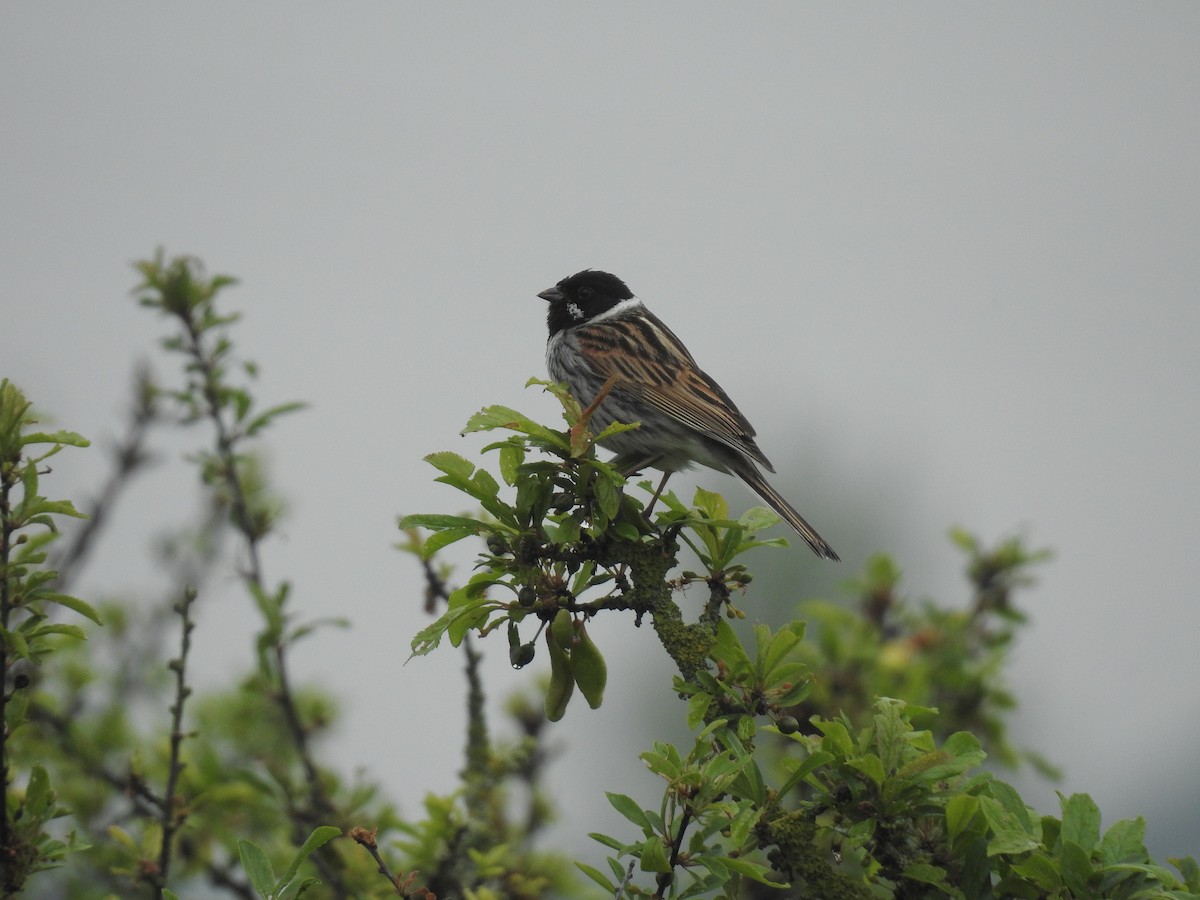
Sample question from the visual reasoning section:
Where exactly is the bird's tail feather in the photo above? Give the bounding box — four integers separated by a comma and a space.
736, 467, 840, 561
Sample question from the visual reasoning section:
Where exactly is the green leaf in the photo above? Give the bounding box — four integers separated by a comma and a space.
21, 429, 90, 448
760, 623, 803, 680
1060, 792, 1101, 851
424, 450, 475, 481
711, 619, 751, 673
279, 825, 341, 887
497, 443, 524, 485
29, 623, 87, 641
1059, 840, 1094, 896
244, 401, 307, 437
606, 792, 652, 830
280, 876, 321, 899
41, 592, 103, 625
239, 839, 277, 898
711, 855, 787, 888
2, 627, 32, 661
813, 718, 853, 757
1100, 817, 1147, 865
775, 749, 834, 801
592, 420, 641, 443
462, 405, 569, 450
979, 795, 1039, 856
1010, 852, 1062, 892
576, 862, 617, 892
693, 486, 729, 520
737, 506, 781, 532
25, 498, 88, 520
901, 862, 950, 889
989, 780, 1035, 832
398, 513, 489, 531
847, 754, 885, 787
1171, 855, 1200, 891
639, 748, 682, 782
23, 766, 53, 817
593, 470, 620, 520
472, 467, 500, 497
686, 691, 712, 730
1104, 861, 1187, 886
639, 837, 671, 873
588, 831, 628, 852
946, 794, 980, 842
419, 527, 481, 559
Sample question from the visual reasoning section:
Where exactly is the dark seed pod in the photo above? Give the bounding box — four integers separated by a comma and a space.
776, 715, 800, 735
517, 586, 537, 607
510, 643, 536, 669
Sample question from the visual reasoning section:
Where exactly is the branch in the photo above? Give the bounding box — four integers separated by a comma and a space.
53, 366, 158, 590
144, 258, 346, 896
154, 587, 197, 893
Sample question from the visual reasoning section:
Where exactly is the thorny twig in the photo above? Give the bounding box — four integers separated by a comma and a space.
154, 587, 198, 893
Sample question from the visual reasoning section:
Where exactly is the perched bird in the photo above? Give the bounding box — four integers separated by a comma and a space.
539, 269, 838, 560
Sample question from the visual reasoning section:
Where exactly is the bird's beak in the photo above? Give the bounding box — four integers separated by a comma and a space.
538, 286, 563, 302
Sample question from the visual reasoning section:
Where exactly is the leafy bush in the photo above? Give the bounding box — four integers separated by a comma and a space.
1, 252, 1194, 898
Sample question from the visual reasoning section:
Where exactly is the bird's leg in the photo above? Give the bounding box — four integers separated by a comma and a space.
609, 453, 669, 523
643, 470, 673, 521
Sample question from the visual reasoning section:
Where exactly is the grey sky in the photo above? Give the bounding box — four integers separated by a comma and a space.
4, 2, 1198, 870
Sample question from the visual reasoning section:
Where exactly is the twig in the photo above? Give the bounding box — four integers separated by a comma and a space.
155, 587, 198, 893
168, 283, 346, 896
26, 702, 256, 898
653, 804, 693, 900
614, 859, 636, 899
351, 828, 403, 896
420, 557, 451, 613
351, 827, 432, 898
53, 365, 158, 590
461, 635, 489, 820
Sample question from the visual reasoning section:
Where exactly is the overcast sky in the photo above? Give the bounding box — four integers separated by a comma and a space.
5, 2, 1199, 873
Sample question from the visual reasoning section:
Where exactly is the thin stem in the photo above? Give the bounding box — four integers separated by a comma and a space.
181, 316, 263, 583
172, 306, 346, 896
350, 828, 404, 896
156, 587, 197, 894
461, 635, 489, 821
53, 367, 157, 590
653, 804, 693, 900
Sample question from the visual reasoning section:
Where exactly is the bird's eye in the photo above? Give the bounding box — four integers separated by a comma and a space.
577, 286, 593, 299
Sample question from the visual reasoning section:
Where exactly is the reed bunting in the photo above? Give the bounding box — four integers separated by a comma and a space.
539, 269, 839, 560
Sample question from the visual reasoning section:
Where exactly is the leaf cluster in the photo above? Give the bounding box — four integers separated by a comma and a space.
398, 379, 1197, 897
1, 379, 95, 893
4, 251, 1196, 899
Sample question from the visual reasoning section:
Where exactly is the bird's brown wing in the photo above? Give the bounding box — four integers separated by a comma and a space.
574, 308, 774, 471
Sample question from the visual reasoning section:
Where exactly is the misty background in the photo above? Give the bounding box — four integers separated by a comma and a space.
4, 2, 1198, 871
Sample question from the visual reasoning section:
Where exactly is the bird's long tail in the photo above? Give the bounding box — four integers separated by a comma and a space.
735, 466, 840, 560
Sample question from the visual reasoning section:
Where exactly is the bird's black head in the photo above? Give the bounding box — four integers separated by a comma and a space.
538, 270, 635, 336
